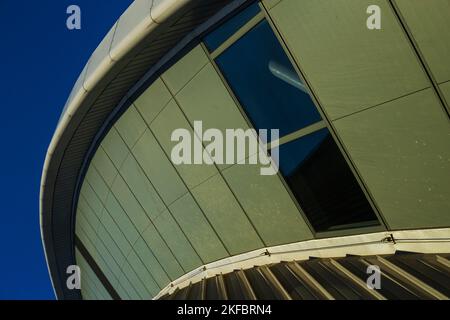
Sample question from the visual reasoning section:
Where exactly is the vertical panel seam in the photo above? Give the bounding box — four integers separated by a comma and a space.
90, 154, 177, 284
75, 235, 122, 300
77, 195, 150, 298
259, 0, 389, 232
114, 117, 207, 267
388, 0, 450, 118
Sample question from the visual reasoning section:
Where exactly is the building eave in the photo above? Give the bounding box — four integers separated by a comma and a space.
39, 0, 235, 299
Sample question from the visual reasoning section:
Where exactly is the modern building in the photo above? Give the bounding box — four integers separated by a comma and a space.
41, 0, 450, 300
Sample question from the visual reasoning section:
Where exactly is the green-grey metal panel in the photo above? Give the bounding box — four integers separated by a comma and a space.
150, 99, 218, 188
76, 249, 112, 300
118, 259, 148, 300
395, 0, 450, 84
175, 63, 250, 134
134, 78, 172, 125
268, 0, 429, 120
84, 166, 110, 203
162, 45, 209, 95
140, 222, 185, 280
126, 250, 161, 297
76, 228, 126, 298
101, 129, 130, 169
76, 225, 132, 300
191, 174, 264, 255
133, 236, 171, 289
132, 129, 188, 205
334, 88, 450, 229
90, 147, 118, 187
153, 209, 203, 272
107, 277, 132, 300
98, 205, 133, 258
440, 81, 450, 108
119, 153, 166, 220
76, 253, 99, 300
91, 231, 140, 300
82, 177, 162, 299
169, 193, 229, 263
79, 183, 104, 221
76, 217, 125, 293
263, 0, 282, 10
77, 195, 101, 232
115, 106, 147, 148
103, 186, 141, 245
96, 223, 129, 277
222, 163, 314, 245
76, 205, 100, 248
80, 290, 95, 301
110, 174, 151, 234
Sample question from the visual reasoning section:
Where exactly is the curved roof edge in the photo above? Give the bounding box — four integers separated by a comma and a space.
42, 0, 187, 200
40, 0, 236, 299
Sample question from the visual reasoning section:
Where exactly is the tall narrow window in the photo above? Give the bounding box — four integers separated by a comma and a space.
205, 5, 380, 232
215, 21, 322, 138
278, 129, 378, 231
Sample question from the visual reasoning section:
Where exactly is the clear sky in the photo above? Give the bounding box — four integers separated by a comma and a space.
0, 0, 133, 299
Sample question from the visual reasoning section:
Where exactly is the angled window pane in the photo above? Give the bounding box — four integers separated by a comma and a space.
204, 2, 261, 52
215, 21, 322, 138
279, 129, 379, 232
209, 14, 380, 232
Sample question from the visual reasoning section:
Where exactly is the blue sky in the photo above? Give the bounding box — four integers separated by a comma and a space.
0, 0, 133, 300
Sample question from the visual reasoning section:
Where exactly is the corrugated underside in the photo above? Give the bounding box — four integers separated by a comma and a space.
160, 252, 450, 300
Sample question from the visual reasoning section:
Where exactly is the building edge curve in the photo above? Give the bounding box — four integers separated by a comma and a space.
40, 0, 236, 299
40, 0, 450, 300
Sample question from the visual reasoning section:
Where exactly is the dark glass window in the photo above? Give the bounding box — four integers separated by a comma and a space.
204, 2, 261, 52
279, 129, 379, 232
208, 12, 380, 232
215, 21, 322, 138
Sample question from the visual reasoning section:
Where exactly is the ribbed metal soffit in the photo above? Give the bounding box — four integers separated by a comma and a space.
160, 252, 450, 300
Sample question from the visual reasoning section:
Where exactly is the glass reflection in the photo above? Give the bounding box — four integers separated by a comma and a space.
279, 129, 379, 232
215, 21, 322, 138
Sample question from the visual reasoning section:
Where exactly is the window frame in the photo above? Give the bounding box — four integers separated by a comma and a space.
201, 0, 387, 237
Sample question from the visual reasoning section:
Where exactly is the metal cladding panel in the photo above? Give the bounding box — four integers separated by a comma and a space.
395, 0, 450, 84
333, 89, 450, 229
441, 81, 450, 108
267, 0, 450, 230
268, 0, 430, 121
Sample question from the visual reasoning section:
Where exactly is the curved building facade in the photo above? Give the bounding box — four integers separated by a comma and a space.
41, 0, 450, 300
